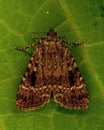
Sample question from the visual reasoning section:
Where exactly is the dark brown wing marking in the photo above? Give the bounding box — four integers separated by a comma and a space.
54, 44, 89, 109
16, 45, 51, 110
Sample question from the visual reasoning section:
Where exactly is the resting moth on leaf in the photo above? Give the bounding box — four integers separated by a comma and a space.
16, 29, 89, 110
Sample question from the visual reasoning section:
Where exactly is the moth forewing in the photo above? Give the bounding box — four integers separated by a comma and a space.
16, 29, 89, 110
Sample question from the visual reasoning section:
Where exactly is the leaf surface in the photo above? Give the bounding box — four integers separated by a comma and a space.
0, 0, 104, 130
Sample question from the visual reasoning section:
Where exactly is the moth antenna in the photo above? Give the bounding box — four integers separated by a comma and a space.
18, 31, 46, 35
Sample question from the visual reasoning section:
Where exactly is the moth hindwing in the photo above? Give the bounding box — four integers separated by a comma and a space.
16, 29, 89, 110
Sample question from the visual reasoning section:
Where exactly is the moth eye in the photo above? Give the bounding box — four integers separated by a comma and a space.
55, 32, 57, 36
47, 33, 49, 36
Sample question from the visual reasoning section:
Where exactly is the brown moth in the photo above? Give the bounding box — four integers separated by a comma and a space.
16, 29, 89, 110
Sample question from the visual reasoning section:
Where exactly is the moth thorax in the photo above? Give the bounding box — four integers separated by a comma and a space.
47, 29, 57, 37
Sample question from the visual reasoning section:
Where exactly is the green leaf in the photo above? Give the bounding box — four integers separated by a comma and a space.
0, 0, 104, 130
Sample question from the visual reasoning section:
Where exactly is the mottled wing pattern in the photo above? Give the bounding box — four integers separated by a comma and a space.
16, 44, 51, 110
54, 44, 89, 109
16, 29, 89, 110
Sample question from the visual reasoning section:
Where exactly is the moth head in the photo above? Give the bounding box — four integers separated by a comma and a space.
47, 29, 57, 37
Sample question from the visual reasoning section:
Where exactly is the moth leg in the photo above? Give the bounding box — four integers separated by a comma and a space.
15, 42, 39, 51
63, 40, 84, 46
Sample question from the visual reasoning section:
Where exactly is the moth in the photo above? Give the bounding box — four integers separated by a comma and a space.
16, 29, 89, 110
